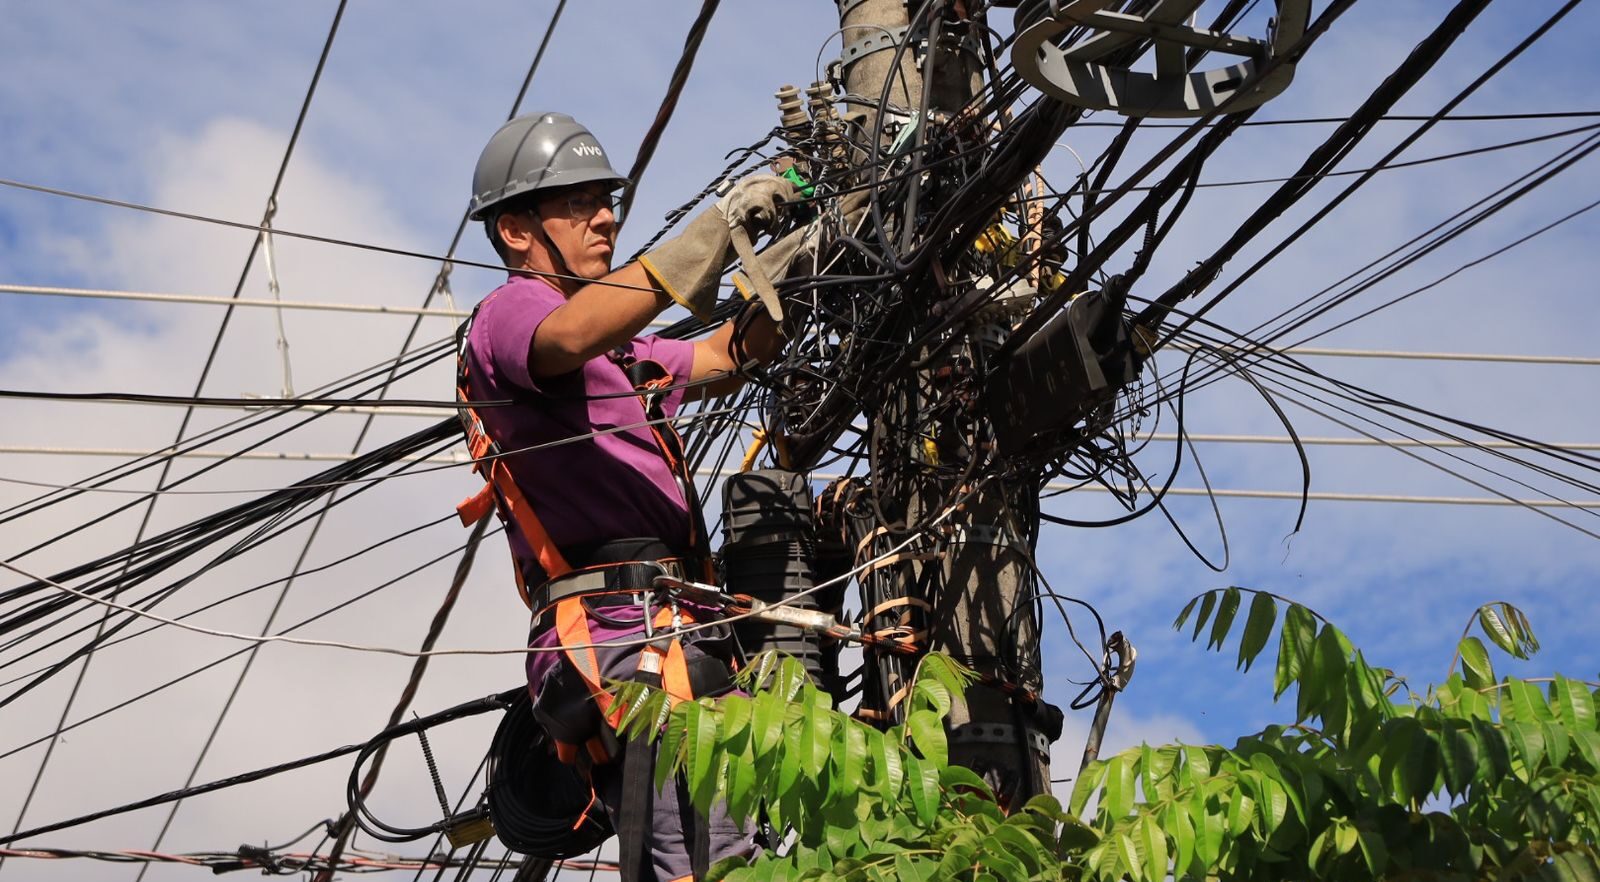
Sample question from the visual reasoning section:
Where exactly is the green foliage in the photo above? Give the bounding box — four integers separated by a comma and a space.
618, 592, 1600, 880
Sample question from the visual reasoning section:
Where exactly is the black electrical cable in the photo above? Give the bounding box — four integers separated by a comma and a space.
0, 176, 656, 291
0, 691, 516, 847
1019, 120, 1600, 199
1070, 110, 1600, 128
0, 526, 500, 763
1144, 0, 1581, 343
0, 426, 463, 708
0, 336, 456, 525
0, 513, 458, 689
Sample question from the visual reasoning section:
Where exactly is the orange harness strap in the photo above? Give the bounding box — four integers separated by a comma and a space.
454, 365, 573, 608
555, 599, 699, 733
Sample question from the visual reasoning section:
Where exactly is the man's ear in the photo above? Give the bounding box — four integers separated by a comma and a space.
496, 211, 538, 256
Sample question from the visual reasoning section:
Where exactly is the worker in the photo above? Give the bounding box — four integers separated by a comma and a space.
454, 111, 797, 882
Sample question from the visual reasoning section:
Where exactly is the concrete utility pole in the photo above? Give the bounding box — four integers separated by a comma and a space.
833, 0, 1053, 805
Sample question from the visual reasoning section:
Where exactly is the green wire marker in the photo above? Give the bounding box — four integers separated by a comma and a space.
781, 166, 816, 198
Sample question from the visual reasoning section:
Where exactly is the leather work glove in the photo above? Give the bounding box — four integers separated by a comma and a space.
731, 188, 870, 320
638, 174, 799, 322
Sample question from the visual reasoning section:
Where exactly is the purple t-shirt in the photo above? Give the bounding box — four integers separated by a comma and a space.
464, 275, 698, 692
463, 273, 696, 570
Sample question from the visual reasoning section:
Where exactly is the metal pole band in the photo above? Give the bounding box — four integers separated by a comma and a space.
951, 722, 1052, 758
833, 24, 911, 76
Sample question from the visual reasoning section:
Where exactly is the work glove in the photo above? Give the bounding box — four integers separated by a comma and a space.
731, 188, 870, 320
638, 174, 799, 322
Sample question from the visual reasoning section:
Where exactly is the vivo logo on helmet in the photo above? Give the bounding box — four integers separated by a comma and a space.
572, 143, 603, 158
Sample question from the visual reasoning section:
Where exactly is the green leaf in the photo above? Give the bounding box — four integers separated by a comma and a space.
752, 690, 784, 754
1275, 604, 1317, 700
833, 718, 867, 795
873, 730, 903, 804
914, 680, 953, 718
1208, 587, 1242, 651
687, 701, 720, 809
1334, 821, 1358, 857
1553, 675, 1597, 730
989, 823, 1046, 877
934, 834, 978, 880
1551, 849, 1600, 882
1308, 828, 1331, 874
1258, 776, 1289, 836
1438, 721, 1478, 798
1571, 728, 1600, 772
1379, 719, 1418, 803
1173, 594, 1201, 632
1472, 717, 1512, 780
801, 700, 833, 780
1116, 832, 1143, 882
940, 764, 991, 797
1191, 591, 1218, 641
1226, 786, 1256, 837
917, 654, 977, 699
1166, 799, 1197, 877
977, 842, 1027, 882
1479, 604, 1525, 658
727, 737, 760, 822
1069, 759, 1108, 817
1195, 787, 1225, 869
1403, 722, 1440, 806
1508, 603, 1540, 653
1356, 828, 1389, 877
907, 709, 947, 768
1510, 678, 1556, 723
721, 694, 753, 742
1104, 754, 1134, 819
1136, 814, 1168, 882
1309, 627, 1350, 735
1459, 636, 1495, 690
1507, 720, 1548, 773
777, 710, 804, 794
654, 702, 690, 793
905, 755, 939, 825
1237, 591, 1278, 673
1542, 719, 1571, 768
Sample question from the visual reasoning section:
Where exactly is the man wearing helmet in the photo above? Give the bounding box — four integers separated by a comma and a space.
456, 112, 800, 881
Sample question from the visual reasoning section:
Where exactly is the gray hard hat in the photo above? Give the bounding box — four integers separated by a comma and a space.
468, 112, 630, 221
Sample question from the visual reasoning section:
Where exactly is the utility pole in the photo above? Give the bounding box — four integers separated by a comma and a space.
831, 0, 1054, 805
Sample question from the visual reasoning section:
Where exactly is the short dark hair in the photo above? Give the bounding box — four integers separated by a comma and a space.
482, 189, 572, 264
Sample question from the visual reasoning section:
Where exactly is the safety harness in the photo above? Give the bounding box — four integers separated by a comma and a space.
453, 300, 726, 880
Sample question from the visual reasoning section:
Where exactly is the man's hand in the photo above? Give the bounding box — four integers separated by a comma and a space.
716, 174, 798, 235
638, 175, 800, 322
732, 188, 869, 320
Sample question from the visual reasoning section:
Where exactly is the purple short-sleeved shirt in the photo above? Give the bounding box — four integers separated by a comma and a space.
462, 273, 696, 569
464, 275, 698, 691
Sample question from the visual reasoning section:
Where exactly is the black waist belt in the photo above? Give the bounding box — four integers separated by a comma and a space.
529, 560, 687, 613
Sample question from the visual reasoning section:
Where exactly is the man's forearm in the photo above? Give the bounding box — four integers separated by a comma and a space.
529, 263, 672, 377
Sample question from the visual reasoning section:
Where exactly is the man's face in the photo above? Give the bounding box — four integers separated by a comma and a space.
536, 183, 620, 281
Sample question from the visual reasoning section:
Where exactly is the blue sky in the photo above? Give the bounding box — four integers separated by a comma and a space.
2, 2, 1598, 879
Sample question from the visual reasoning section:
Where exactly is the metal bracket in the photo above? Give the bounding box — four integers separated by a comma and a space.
837, 24, 911, 74
1012, 0, 1311, 118
951, 722, 1051, 758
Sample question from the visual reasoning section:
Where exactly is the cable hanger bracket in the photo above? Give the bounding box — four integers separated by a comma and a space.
1012, 0, 1311, 118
